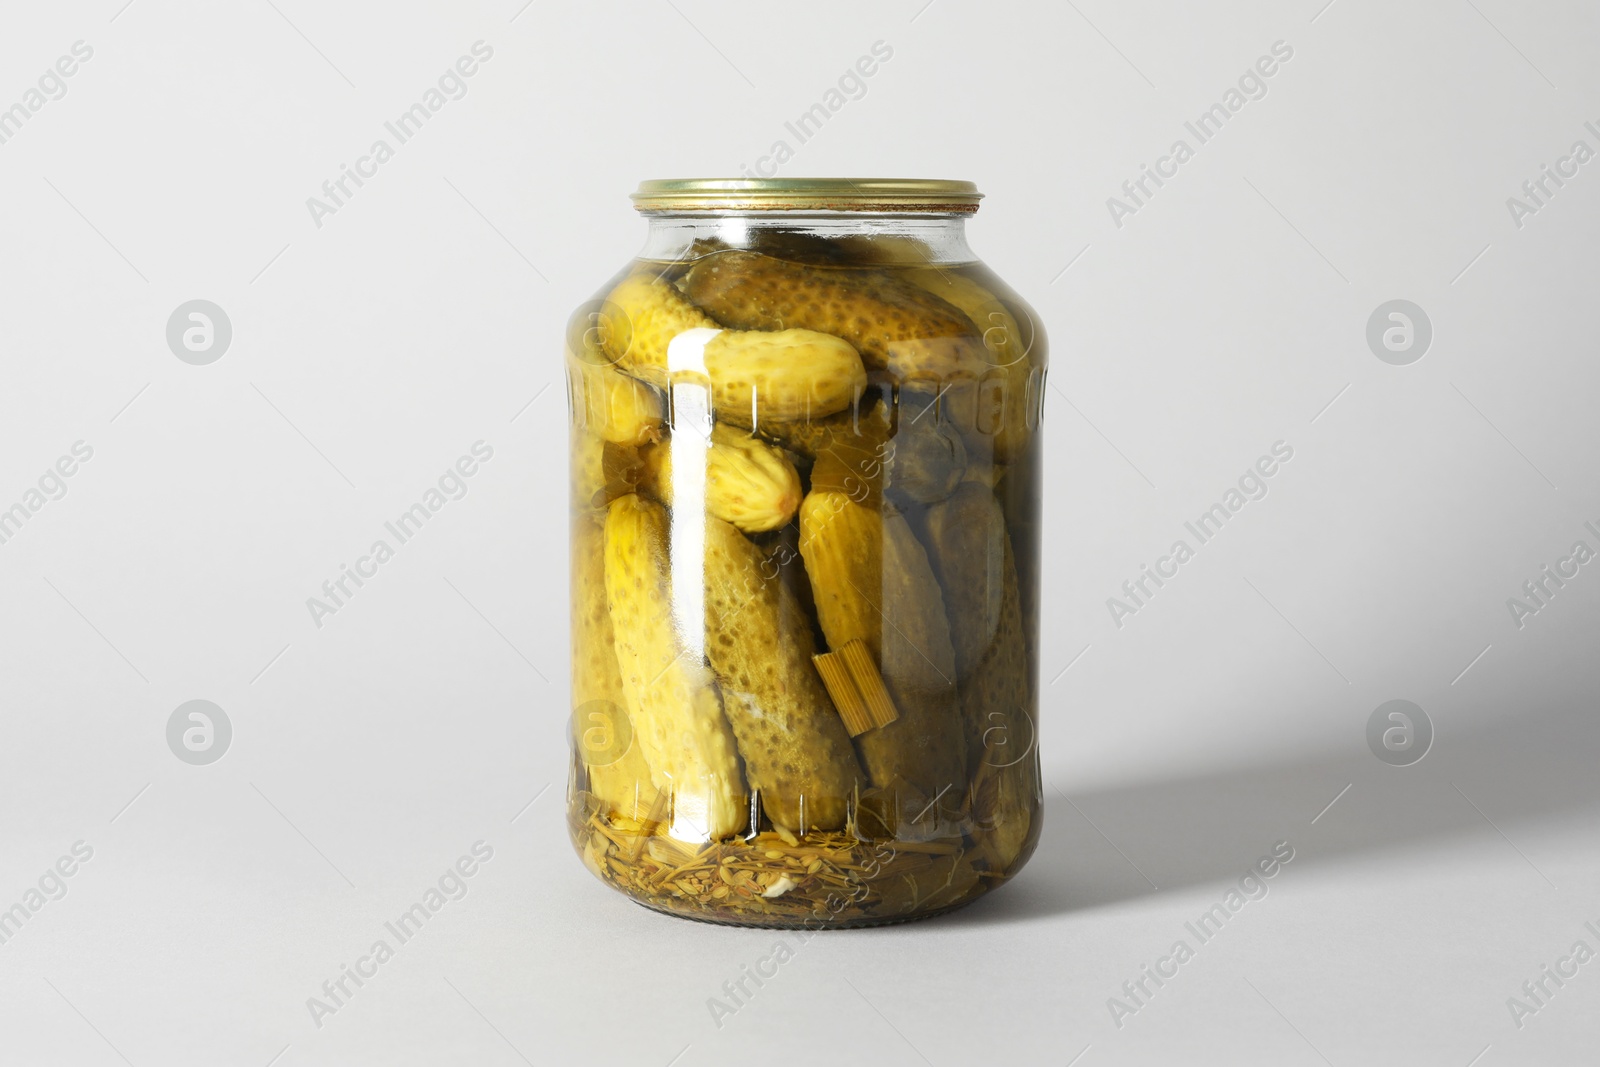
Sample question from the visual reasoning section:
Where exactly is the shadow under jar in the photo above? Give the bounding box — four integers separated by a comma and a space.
566, 178, 1047, 928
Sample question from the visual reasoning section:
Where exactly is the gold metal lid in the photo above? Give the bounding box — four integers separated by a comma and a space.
631, 178, 982, 214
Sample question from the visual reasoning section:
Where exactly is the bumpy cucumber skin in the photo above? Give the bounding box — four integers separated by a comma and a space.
571, 427, 607, 512
683, 251, 989, 385
601, 274, 718, 378
571, 515, 658, 821
604, 494, 748, 841
703, 328, 866, 427
639, 424, 801, 534
702, 517, 863, 832
601, 274, 865, 425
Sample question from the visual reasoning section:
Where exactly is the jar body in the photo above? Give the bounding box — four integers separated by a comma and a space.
566, 211, 1046, 927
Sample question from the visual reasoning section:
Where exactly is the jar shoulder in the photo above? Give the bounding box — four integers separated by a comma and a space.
924, 259, 1049, 370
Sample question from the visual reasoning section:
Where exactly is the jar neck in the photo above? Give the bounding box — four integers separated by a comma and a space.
636, 212, 978, 266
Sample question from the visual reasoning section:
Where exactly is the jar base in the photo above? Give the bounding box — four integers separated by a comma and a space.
626, 884, 992, 930
572, 796, 1033, 928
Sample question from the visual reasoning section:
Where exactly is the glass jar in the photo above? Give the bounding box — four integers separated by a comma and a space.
566, 178, 1046, 927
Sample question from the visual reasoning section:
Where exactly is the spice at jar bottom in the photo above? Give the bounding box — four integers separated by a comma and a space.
566, 179, 1047, 928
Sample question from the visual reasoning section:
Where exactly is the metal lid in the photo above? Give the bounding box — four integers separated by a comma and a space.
631, 178, 982, 214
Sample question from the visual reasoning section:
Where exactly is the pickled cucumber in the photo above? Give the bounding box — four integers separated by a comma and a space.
639, 424, 802, 534
905, 268, 1037, 463
683, 251, 989, 385
702, 517, 862, 832
571, 515, 659, 822
567, 356, 663, 447
798, 488, 967, 826
883, 389, 968, 504
691, 232, 851, 266
766, 393, 892, 470
917, 482, 1037, 870
915, 482, 1004, 679
604, 494, 747, 840
600, 273, 866, 425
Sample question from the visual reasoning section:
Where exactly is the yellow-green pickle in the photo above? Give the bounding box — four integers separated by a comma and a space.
567, 179, 1046, 927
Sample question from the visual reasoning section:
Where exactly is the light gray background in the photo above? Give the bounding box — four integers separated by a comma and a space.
1, 0, 1596, 1064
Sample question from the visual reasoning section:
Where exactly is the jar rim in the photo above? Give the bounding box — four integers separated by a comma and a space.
631, 178, 982, 214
